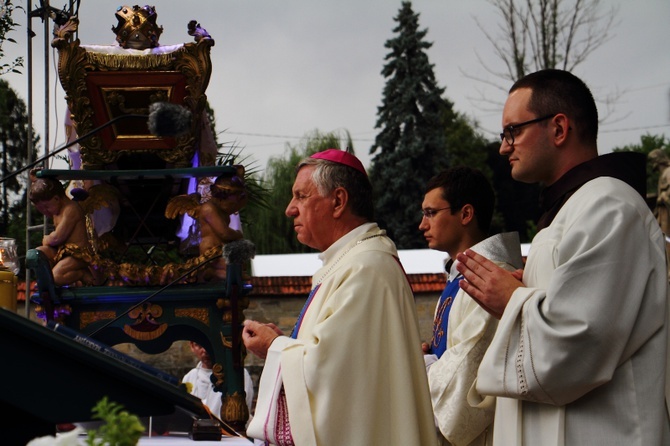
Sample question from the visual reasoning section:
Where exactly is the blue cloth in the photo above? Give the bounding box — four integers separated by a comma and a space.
290, 284, 322, 339
430, 276, 463, 358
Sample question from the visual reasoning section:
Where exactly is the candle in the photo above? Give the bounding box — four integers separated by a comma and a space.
0, 237, 18, 311
0, 268, 17, 311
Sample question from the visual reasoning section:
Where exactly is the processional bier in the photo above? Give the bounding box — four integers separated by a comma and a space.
23, 4, 252, 437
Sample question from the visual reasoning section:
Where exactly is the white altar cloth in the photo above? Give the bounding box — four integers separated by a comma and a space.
138, 434, 262, 445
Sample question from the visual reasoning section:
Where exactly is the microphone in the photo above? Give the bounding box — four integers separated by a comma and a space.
222, 239, 256, 265
0, 102, 194, 184
147, 102, 193, 137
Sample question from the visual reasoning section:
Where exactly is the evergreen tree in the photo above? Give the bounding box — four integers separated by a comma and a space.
442, 105, 491, 177
0, 80, 40, 273
242, 130, 353, 254
441, 109, 512, 234
0, 80, 38, 235
368, 1, 449, 249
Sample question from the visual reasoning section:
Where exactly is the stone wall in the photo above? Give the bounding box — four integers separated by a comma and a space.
118, 291, 440, 402
241, 292, 439, 385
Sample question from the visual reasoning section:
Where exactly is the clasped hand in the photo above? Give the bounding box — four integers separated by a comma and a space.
455, 249, 524, 319
242, 320, 283, 359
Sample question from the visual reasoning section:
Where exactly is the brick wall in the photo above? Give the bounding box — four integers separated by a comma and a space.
241, 289, 440, 388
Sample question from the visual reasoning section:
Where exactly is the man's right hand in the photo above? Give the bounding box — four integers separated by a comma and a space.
242, 320, 281, 359
455, 249, 524, 319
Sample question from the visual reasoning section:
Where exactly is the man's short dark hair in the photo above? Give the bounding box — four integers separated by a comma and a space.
511, 69, 598, 146
425, 166, 494, 234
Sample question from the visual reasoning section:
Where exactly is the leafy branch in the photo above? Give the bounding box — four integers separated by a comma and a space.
84, 397, 145, 446
0, 1, 24, 75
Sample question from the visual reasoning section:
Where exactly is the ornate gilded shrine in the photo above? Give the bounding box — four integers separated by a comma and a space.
26, 6, 251, 433
53, 9, 215, 169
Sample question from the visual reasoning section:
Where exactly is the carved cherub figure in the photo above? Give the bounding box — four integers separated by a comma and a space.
166, 166, 248, 282
29, 171, 96, 286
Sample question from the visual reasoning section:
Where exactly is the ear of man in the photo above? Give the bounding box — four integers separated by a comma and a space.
332, 187, 348, 218
460, 204, 475, 226
552, 114, 571, 146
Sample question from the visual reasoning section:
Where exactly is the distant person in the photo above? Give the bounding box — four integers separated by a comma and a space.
243, 149, 436, 445
182, 341, 254, 418
456, 69, 670, 444
29, 170, 96, 286
419, 167, 522, 446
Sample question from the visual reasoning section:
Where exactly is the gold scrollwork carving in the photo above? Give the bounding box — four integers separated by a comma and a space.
211, 362, 225, 390
123, 323, 167, 341
80, 310, 117, 329
174, 307, 210, 326
122, 303, 168, 341
222, 393, 249, 426
221, 332, 233, 349
52, 16, 213, 169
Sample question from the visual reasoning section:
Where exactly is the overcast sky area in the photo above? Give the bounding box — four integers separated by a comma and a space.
3, 0, 670, 176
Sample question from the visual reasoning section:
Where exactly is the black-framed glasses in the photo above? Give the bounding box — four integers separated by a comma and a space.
500, 114, 555, 145
421, 207, 451, 219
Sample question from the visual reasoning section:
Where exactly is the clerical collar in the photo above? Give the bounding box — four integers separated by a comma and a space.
444, 258, 462, 282
537, 151, 646, 230
319, 222, 377, 265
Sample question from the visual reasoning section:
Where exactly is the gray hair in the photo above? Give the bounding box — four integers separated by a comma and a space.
297, 156, 374, 221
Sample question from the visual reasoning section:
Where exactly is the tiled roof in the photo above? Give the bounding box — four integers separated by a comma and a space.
17, 281, 36, 302
248, 273, 445, 296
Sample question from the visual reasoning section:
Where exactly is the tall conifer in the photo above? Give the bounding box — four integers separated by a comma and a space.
369, 1, 449, 249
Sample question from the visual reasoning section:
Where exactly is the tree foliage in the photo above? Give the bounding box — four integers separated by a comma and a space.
614, 133, 670, 199
84, 397, 145, 446
0, 1, 23, 75
242, 129, 353, 255
368, 1, 450, 249
443, 106, 491, 176
0, 79, 40, 258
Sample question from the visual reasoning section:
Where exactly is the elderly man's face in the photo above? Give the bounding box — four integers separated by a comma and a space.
285, 165, 334, 252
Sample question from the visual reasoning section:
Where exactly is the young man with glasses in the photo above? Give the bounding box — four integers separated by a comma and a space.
456, 69, 670, 445
419, 167, 523, 446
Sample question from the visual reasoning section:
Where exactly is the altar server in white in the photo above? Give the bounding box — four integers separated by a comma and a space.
419, 167, 523, 446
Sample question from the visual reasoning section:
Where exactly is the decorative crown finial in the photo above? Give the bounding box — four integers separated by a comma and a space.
112, 5, 163, 49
